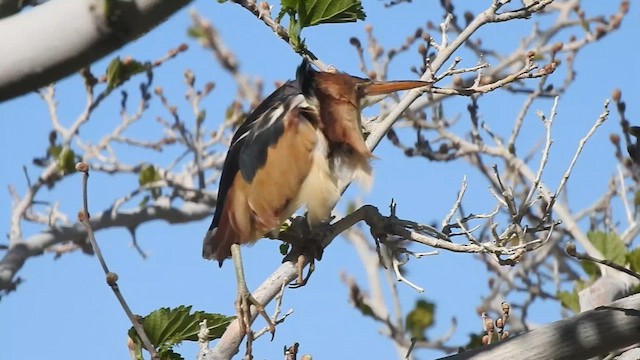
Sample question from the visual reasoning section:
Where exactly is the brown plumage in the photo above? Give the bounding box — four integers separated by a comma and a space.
202, 60, 427, 265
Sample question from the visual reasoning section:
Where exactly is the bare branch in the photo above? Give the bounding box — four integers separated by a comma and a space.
75, 162, 157, 359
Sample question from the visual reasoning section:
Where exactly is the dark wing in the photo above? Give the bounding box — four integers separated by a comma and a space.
207, 79, 301, 233
203, 62, 322, 261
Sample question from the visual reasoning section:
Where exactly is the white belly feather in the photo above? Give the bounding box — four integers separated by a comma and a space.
287, 130, 372, 226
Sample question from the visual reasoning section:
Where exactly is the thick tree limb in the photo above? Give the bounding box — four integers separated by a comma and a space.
0, 202, 211, 290
0, 0, 191, 102
439, 293, 640, 360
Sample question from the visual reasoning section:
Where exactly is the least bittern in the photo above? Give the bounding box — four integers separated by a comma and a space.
202, 60, 426, 344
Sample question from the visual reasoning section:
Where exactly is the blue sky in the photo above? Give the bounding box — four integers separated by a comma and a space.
1, 1, 639, 359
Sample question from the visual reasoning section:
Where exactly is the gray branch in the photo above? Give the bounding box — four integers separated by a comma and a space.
0, 201, 212, 290
0, 0, 192, 102
439, 293, 640, 360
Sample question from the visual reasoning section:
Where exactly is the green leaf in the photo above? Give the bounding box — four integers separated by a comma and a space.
580, 260, 600, 279
287, 15, 304, 52
187, 26, 206, 40
281, 0, 366, 28
138, 165, 162, 186
587, 231, 626, 266
574, 279, 589, 292
48, 144, 62, 158
159, 349, 183, 360
128, 306, 234, 359
57, 148, 76, 173
106, 57, 123, 91
626, 247, 640, 273
106, 57, 148, 91
557, 290, 579, 313
405, 299, 435, 341
279, 242, 290, 255
356, 302, 374, 318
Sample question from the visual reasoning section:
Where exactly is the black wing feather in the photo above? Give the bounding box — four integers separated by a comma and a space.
209, 61, 315, 231
209, 61, 316, 231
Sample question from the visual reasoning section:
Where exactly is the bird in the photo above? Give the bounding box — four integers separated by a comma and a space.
202, 59, 427, 340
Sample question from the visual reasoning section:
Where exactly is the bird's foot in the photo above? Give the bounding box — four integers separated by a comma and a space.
235, 285, 275, 357
284, 220, 331, 288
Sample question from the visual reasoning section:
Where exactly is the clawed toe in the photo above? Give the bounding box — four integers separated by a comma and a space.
235, 287, 276, 356
289, 254, 316, 288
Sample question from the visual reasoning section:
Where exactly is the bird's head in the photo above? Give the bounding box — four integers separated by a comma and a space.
294, 60, 428, 156
295, 60, 428, 108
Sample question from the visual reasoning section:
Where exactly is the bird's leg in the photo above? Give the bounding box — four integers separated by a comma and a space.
230, 243, 275, 354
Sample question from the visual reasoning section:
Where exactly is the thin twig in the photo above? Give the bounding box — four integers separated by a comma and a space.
542, 99, 609, 221
74, 162, 158, 359
566, 242, 640, 281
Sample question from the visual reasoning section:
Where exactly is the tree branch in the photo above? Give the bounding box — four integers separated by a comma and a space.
207, 202, 546, 358
0, 0, 191, 102
0, 201, 212, 290
440, 293, 640, 360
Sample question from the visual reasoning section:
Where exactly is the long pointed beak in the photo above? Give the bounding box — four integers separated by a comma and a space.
358, 80, 429, 107
360, 80, 429, 96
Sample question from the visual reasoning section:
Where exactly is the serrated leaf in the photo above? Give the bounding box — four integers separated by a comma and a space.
156, 306, 192, 350
626, 247, 640, 273
587, 231, 626, 266
281, 0, 366, 28
139, 165, 162, 186
557, 289, 580, 314
128, 306, 234, 359
187, 311, 234, 340
405, 299, 435, 341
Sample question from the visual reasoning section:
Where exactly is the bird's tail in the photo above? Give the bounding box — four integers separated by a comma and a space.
202, 190, 250, 266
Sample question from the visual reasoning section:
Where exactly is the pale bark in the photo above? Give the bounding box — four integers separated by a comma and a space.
0, 0, 191, 102
0, 202, 211, 289
440, 293, 640, 360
